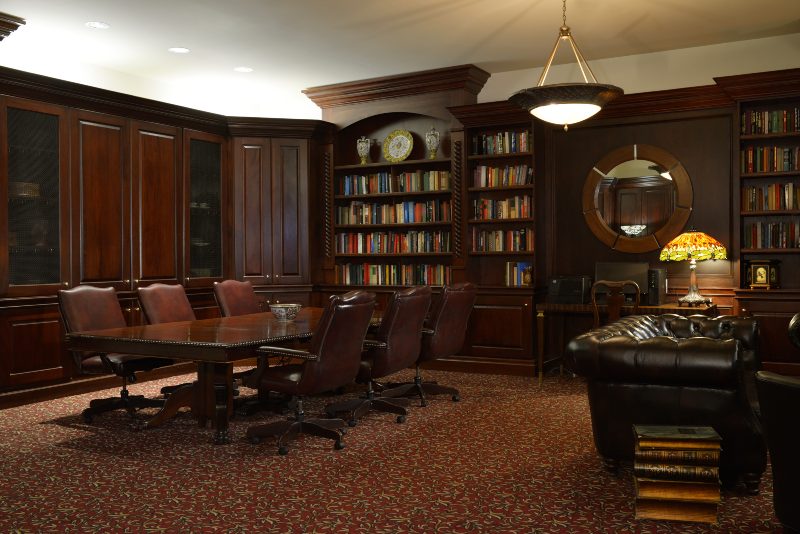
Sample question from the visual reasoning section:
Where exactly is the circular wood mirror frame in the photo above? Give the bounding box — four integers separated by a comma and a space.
581, 144, 692, 253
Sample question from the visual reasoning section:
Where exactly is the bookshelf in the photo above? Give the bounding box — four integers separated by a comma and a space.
466, 125, 535, 288
330, 113, 456, 288
737, 101, 800, 290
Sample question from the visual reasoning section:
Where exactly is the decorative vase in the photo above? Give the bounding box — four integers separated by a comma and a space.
356, 136, 371, 165
425, 127, 440, 159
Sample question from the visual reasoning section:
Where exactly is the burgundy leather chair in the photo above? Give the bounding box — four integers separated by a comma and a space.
58, 285, 172, 423
245, 290, 376, 454
755, 313, 800, 532
325, 285, 431, 425
213, 280, 262, 317
382, 282, 477, 406
137, 283, 196, 324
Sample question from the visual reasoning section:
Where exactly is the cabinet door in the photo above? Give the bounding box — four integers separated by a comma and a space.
271, 138, 308, 285
185, 130, 226, 287
0, 304, 71, 387
71, 110, 130, 290
131, 121, 181, 289
462, 293, 533, 360
233, 137, 273, 284
1, 97, 70, 296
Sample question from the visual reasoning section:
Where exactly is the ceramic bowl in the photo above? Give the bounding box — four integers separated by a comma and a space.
269, 303, 302, 321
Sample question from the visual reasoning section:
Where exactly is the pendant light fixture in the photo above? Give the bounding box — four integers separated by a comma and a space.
509, 0, 623, 131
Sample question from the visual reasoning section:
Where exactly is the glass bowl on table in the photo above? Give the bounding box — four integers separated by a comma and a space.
269, 303, 302, 322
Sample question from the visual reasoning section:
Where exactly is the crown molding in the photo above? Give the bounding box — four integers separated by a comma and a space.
226, 116, 335, 139
594, 85, 733, 119
714, 68, 800, 102
0, 12, 25, 41
448, 101, 532, 128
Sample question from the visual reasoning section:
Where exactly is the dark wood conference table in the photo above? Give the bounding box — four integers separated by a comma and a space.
65, 308, 323, 444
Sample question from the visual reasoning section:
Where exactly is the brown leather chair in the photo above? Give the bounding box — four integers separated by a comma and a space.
245, 290, 376, 454
382, 282, 477, 406
137, 283, 196, 324
755, 313, 800, 532
58, 285, 172, 423
325, 286, 431, 425
590, 279, 640, 328
213, 280, 262, 317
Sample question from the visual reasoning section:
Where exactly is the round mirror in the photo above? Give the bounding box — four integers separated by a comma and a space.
582, 144, 692, 253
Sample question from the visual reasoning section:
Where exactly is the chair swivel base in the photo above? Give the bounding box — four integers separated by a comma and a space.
325, 395, 409, 426
246, 417, 346, 455
382, 377, 460, 407
82, 395, 166, 423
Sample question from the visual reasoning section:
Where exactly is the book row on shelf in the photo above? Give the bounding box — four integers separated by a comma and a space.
471, 195, 532, 220
336, 231, 451, 255
740, 145, 799, 174
336, 199, 451, 225
504, 261, 532, 287
742, 219, 800, 249
337, 170, 450, 196
741, 182, 799, 212
336, 263, 452, 286
741, 108, 800, 135
472, 164, 533, 188
471, 228, 533, 253
633, 425, 721, 524
471, 130, 531, 156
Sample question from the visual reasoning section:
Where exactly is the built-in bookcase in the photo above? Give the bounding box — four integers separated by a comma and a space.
466, 125, 535, 287
330, 113, 456, 287
738, 101, 800, 289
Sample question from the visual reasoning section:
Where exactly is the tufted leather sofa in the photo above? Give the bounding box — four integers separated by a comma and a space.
565, 314, 767, 494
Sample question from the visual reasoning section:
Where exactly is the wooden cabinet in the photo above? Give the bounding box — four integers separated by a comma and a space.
1, 97, 70, 296
232, 136, 309, 286
735, 289, 800, 375
184, 130, 227, 288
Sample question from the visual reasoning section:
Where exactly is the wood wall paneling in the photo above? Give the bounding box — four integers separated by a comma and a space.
271, 139, 308, 284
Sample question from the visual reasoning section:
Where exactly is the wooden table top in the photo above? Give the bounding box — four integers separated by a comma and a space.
66, 308, 323, 363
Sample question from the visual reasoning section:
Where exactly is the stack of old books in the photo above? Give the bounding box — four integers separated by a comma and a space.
632, 425, 722, 524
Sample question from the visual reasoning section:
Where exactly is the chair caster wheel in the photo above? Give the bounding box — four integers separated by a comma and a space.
347, 419, 357, 427
339, 427, 348, 436
82, 411, 93, 424
248, 436, 262, 445
278, 446, 289, 455
334, 440, 345, 450
396, 415, 406, 423
452, 394, 460, 402
420, 400, 428, 407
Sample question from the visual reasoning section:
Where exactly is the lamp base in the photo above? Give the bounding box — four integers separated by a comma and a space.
677, 293, 712, 307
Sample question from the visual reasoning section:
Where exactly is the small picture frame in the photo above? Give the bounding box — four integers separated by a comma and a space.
747, 260, 780, 289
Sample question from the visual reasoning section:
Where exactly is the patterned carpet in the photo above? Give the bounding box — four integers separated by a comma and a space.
0, 369, 782, 533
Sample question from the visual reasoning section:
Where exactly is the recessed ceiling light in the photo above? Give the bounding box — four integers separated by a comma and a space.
85, 21, 110, 30
168, 47, 191, 54
234, 67, 253, 73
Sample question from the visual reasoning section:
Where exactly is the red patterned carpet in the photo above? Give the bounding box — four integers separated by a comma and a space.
0, 370, 782, 532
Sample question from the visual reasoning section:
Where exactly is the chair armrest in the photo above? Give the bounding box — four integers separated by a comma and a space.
363, 339, 387, 350
255, 345, 319, 361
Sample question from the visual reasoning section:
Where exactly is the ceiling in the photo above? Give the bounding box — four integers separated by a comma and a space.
1, 0, 798, 118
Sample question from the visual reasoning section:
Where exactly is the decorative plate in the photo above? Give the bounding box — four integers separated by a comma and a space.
382, 129, 413, 163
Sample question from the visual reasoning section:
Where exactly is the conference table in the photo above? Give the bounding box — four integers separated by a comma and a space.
65, 308, 323, 444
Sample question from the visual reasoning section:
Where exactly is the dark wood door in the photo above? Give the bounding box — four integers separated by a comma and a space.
131, 121, 181, 289
71, 110, 130, 290
233, 137, 273, 284
271, 138, 308, 285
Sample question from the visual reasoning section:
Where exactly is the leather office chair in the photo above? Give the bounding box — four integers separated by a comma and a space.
213, 280, 262, 317
245, 290, 376, 454
755, 313, 800, 532
58, 285, 172, 423
382, 282, 476, 407
590, 279, 640, 328
325, 285, 431, 425
137, 283, 196, 324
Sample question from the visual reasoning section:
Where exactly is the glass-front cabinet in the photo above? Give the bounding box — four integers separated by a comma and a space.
2, 97, 69, 296
184, 130, 226, 286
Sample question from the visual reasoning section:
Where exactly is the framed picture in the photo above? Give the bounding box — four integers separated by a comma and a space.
747, 260, 780, 289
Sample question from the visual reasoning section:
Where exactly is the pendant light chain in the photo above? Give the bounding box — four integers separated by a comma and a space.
562, 0, 567, 27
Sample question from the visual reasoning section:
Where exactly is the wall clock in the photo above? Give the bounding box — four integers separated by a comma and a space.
383, 129, 413, 163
